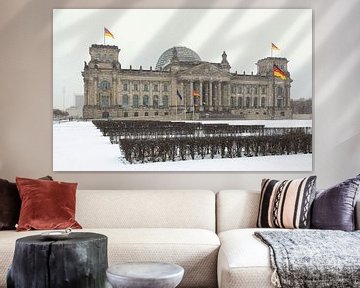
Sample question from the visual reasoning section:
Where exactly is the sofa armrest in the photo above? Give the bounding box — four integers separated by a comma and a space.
356, 200, 360, 230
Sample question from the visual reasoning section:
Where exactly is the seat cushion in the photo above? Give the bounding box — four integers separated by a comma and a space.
0, 228, 220, 288
218, 228, 280, 288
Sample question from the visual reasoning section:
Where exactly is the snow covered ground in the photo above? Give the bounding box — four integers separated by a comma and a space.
53, 120, 312, 171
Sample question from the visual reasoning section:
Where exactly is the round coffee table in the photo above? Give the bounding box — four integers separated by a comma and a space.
106, 262, 184, 288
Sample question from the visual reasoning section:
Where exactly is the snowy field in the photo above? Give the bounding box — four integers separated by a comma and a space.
53, 120, 312, 171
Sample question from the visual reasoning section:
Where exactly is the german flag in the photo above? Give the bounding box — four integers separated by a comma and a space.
273, 64, 286, 80
193, 90, 200, 97
104, 27, 114, 39
271, 43, 280, 51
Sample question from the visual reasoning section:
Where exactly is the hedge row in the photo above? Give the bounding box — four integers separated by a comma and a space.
119, 132, 312, 164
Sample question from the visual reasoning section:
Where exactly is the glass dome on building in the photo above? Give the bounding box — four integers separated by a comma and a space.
155, 46, 202, 70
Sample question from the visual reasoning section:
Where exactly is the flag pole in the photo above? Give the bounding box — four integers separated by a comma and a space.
271, 43, 273, 57
104, 28, 105, 45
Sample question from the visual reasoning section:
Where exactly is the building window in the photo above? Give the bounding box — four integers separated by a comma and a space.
134, 112, 139, 117
145, 112, 149, 116
123, 83, 128, 91
153, 84, 158, 92
100, 95, 109, 107
124, 112, 128, 117
231, 85, 236, 94
162, 95, 169, 108
163, 83, 168, 92
134, 83, 138, 91
133, 95, 139, 108
100, 80, 110, 90
238, 86, 242, 94
277, 98, 283, 108
246, 87, 250, 94
261, 97, 266, 108
230, 97, 236, 108
254, 87, 258, 95
165, 112, 169, 116
143, 95, 149, 107
238, 97, 243, 108
277, 86, 283, 96
144, 83, 149, 91
262, 87, 266, 94
155, 112, 159, 116
246, 97, 251, 108
122, 95, 129, 107
153, 95, 159, 109
253, 97, 258, 108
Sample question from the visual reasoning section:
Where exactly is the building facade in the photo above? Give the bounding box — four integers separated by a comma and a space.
82, 44, 292, 120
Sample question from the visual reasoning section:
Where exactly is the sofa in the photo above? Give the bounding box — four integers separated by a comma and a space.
0, 189, 359, 288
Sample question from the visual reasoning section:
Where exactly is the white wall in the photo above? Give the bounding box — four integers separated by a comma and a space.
0, 0, 359, 190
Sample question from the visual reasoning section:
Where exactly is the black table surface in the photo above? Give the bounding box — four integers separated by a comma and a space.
16, 232, 107, 244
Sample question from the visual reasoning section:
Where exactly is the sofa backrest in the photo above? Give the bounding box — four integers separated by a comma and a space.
76, 190, 216, 231
217, 190, 360, 233
216, 190, 260, 233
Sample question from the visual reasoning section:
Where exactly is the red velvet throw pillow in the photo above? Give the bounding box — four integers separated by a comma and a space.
16, 177, 82, 231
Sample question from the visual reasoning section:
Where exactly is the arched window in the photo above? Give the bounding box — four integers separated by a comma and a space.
253, 97, 258, 108
246, 97, 251, 108
133, 95, 139, 108
162, 95, 169, 108
238, 97, 243, 108
100, 80, 110, 91
277, 86, 283, 96
143, 95, 149, 107
122, 95, 129, 107
153, 95, 159, 109
261, 97, 266, 108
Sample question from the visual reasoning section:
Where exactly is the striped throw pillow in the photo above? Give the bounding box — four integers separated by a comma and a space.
257, 176, 317, 229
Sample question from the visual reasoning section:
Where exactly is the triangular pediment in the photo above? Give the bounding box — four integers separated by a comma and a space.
179, 62, 230, 78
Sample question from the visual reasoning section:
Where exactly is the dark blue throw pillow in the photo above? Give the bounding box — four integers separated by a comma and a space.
311, 174, 360, 231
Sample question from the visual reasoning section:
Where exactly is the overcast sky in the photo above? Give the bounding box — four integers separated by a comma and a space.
53, 9, 312, 109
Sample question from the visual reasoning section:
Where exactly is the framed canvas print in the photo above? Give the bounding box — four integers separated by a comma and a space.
53, 9, 312, 171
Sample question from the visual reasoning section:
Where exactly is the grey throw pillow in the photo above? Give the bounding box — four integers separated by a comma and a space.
311, 174, 360, 231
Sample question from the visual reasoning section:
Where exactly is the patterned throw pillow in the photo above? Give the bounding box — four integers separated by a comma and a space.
257, 176, 317, 229
0, 176, 53, 230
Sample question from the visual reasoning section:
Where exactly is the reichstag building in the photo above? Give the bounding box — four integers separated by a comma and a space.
82, 44, 292, 120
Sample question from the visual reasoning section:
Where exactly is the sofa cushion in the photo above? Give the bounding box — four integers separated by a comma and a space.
311, 174, 360, 231
217, 228, 276, 288
0, 179, 20, 230
0, 228, 220, 288
0, 176, 53, 230
216, 190, 260, 233
257, 176, 317, 229
16, 177, 82, 231
76, 190, 216, 231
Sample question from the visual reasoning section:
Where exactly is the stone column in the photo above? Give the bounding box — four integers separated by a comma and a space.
199, 81, 203, 106
190, 81, 194, 107
94, 77, 98, 106
227, 82, 231, 108
84, 79, 88, 105
181, 82, 184, 108
209, 81, 213, 108
218, 81, 222, 107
